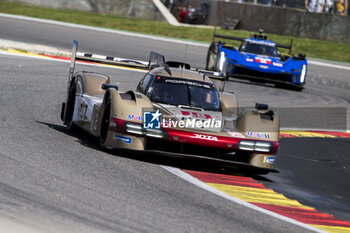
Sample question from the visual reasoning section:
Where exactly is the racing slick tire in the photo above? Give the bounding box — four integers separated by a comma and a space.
99, 94, 112, 149
65, 81, 77, 131
206, 42, 219, 71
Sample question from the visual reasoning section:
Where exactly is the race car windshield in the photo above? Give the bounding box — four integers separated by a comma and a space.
147, 77, 220, 111
240, 42, 278, 57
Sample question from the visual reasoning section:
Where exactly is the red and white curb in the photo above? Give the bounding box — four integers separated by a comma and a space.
163, 167, 350, 233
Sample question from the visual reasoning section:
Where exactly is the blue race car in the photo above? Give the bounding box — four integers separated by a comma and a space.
206, 30, 307, 91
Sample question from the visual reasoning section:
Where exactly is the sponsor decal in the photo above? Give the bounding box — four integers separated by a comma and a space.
114, 134, 132, 144
109, 121, 117, 127
143, 110, 161, 129
273, 62, 283, 67
247, 132, 270, 139
264, 156, 275, 164
165, 79, 211, 89
259, 65, 269, 69
128, 114, 143, 121
143, 110, 221, 129
191, 133, 218, 141
226, 130, 245, 138
255, 57, 272, 65
246, 58, 254, 62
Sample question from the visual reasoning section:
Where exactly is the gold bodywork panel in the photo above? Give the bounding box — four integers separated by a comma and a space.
220, 92, 238, 117
79, 72, 110, 96
236, 110, 280, 141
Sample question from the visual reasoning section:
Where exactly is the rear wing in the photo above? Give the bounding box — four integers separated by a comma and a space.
68, 40, 227, 91
212, 29, 293, 54
213, 33, 245, 43
68, 40, 167, 81
276, 40, 293, 54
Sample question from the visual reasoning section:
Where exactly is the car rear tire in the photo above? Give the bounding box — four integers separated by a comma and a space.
99, 96, 111, 148
206, 42, 219, 71
66, 83, 77, 131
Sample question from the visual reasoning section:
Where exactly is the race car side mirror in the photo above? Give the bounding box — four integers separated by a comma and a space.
255, 103, 269, 111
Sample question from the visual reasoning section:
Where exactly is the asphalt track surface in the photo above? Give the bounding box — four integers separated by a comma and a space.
0, 15, 349, 232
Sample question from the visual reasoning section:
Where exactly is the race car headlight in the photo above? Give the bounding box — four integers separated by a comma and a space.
218, 51, 226, 72
144, 128, 164, 138
254, 142, 273, 152
125, 122, 143, 135
300, 65, 306, 83
237, 141, 255, 151
125, 122, 165, 138
238, 140, 273, 153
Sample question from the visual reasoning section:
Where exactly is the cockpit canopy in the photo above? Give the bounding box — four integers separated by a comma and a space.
239, 39, 279, 57
139, 75, 221, 111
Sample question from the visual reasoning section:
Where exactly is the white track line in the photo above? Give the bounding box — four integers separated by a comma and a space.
1, 13, 350, 71
308, 60, 350, 70
162, 166, 326, 233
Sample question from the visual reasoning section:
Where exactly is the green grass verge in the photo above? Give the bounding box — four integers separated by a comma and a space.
1, 0, 349, 63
